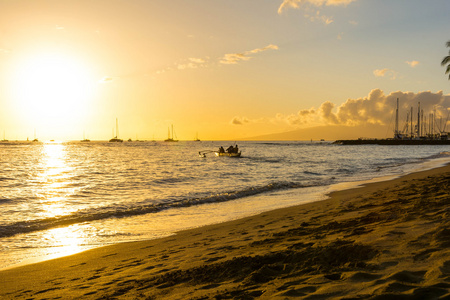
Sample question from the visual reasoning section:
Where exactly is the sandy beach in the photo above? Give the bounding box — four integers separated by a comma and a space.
0, 164, 449, 299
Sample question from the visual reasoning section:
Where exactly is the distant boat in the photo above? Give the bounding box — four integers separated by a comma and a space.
32, 129, 39, 142
1, 130, 8, 142
81, 131, 90, 142
109, 118, 123, 142
194, 132, 200, 142
164, 125, 178, 142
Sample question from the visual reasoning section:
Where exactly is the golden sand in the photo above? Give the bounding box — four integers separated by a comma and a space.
1, 165, 449, 299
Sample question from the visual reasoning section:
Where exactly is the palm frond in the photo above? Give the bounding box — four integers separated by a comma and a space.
447, 41, 450, 47
446, 64, 450, 74
442, 55, 450, 66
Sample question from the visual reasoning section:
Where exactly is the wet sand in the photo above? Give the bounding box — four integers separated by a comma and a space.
1, 164, 449, 299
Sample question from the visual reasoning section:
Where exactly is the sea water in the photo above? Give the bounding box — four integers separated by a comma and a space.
0, 140, 449, 269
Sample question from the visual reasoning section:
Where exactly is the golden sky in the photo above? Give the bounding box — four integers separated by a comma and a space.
0, 0, 449, 141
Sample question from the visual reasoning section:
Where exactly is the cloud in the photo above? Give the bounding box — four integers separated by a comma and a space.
277, 101, 339, 126
373, 68, 397, 79
220, 53, 249, 65
406, 60, 420, 68
278, 0, 357, 14
291, 89, 449, 127
55, 25, 65, 30
177, 57, 208, 70
373, 68, 389, 77
99, 76, 114, 83
231, 116, 250, 125
220, 44, 278, 65
236, 90, 450, 130
189, 58, 206, 64
154, 44, 277, 75
303, 10, 334, 24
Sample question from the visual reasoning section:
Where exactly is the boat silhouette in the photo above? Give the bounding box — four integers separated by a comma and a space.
109, 118, 123, 142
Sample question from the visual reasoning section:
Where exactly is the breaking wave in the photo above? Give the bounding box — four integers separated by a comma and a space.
0, 180, 312, 238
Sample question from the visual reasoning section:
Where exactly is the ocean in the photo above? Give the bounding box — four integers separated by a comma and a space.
0, 140, 449, 270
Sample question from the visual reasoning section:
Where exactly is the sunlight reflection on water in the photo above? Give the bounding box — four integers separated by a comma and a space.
36, 143, 78, 218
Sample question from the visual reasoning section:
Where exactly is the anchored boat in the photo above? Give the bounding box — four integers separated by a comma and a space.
164, 125, 178, 142
109, 118, 123, 142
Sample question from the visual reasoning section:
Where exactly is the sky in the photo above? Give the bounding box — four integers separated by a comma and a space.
0, 0, 449, 141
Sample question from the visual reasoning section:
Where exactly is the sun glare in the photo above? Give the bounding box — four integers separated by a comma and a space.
12, 52, 95, 131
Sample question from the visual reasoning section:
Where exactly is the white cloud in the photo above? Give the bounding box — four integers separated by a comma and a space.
231, 116, 250, 125
220, 44, 278, 65
220, 53, 250, 65
99, 76, 114, 83
278, 0, 358, 14
154, 45, 277, 75
373, 68, 397, 79
304, 10, 334, 24
373, 68, 388, 77
189, 58, 206, 64
176, 57, 208, 70
406, 60, 420, 68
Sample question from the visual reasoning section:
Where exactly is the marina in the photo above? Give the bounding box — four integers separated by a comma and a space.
335, 99, 449, 145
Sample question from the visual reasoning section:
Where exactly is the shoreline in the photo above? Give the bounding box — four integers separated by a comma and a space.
1, 163, 449, 298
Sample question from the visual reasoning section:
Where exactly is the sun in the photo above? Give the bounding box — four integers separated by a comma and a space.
12, 51, 95, 132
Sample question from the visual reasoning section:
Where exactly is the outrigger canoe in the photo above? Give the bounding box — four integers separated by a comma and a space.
198, 150, 242, 157
215, 151, 241, 157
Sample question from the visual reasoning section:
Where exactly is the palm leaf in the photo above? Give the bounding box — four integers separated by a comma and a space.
442, 55, 450, 66
447, 41, 450, 47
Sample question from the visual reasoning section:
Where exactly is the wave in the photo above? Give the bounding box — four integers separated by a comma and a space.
303, 171, 324, 176
0, 177, 15, 181
0, 181, 314, 238
0, 198, 12, 204
425, 151, 450, 159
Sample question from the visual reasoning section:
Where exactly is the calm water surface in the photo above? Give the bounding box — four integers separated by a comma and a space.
0, 140, 449, 269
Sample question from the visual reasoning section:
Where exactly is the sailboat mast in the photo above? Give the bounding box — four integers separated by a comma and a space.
116, 118, 119, 138
417, 102, 421, 137
395, 98, 399, 138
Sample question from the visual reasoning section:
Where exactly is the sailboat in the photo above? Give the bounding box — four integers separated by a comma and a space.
109, 118, 123, 142
1, 130, 8, 142
194, 132, 200, 142
81, 131, 90, 142
32, 129, 39, 142
164, 124, 178, 142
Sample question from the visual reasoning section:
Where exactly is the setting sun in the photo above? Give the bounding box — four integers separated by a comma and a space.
11, 51, 95, 135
